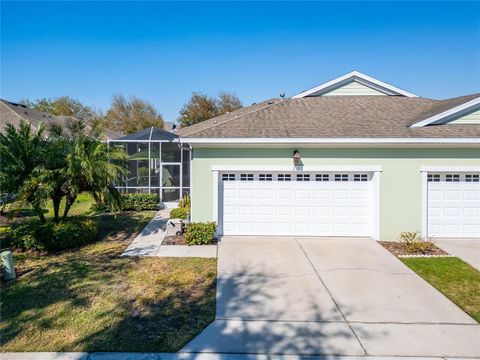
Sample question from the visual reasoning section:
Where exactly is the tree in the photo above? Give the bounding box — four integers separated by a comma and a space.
178, 92, 218, 127
105, 95, 164, 134
217, 91, 243, 114
61, 120, 127, 218
0, 119, 127, 222
0, 122, 47, 221
20, 97, 94, 120
178, 91, 242, 127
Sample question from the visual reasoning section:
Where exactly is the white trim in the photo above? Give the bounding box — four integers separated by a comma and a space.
149, 126, 154, 141
292, 71, 418, 98
420, 166, 480, 173
180, 137, 479, 145
410, 97, 480, 128
371, 171, 381, 241
109, 139, 176, 143
212, 170, 219, 235
421, 171, 428, 239
189, 149, 194, 220
211, 165, 383, 172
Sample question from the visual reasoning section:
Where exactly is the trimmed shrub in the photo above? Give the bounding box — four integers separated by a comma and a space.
398, 231, 434, 254
121, 193, 159, 211
184, 222, 217, 245
170, 207, 189, 220
11, 218, 98, 251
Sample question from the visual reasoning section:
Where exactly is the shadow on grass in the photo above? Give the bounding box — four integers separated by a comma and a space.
0, 211, 216, 352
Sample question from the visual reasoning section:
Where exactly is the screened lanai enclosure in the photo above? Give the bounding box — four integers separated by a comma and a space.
108, 127, 190, 203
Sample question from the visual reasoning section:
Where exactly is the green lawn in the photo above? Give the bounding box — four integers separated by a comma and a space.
402, 257, 480, 322
3, 192, 96, 221
0, 210, 217, 352
45, 192, 97, 217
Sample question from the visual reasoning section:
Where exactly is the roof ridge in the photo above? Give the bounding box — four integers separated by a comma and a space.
179, 99, 283, 137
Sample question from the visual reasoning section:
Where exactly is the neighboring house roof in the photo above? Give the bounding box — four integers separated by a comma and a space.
176, 93, 480, 139
0, 99, 123, 141
292, 71, 418, 98
114, 126, 178, 141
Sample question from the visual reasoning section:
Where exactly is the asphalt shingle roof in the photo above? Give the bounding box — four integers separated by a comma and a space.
176, 94, 480, 138
0, 99, 123, 140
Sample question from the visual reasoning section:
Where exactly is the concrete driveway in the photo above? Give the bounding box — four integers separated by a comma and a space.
436, 238, 480, 270
183, 237, 479, 358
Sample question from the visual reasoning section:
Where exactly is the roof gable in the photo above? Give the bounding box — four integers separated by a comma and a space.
410, 96, 480, 127
447, 108, 480, 125
292, 71, 418, 98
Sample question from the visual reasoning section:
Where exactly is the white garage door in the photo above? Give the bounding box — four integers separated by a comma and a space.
427, 173, 480, 238
219, 171, 375, 237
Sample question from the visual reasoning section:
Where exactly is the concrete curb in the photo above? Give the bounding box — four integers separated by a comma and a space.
0, 352, 472, 360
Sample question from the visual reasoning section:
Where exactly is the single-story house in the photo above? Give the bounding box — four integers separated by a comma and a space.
176, 71, 480, 241
0, 99, 123, 141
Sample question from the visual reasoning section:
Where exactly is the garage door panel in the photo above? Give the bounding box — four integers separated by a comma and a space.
464, 224, 479, 235
314, 206, 330, 216
427, 173, 480, 238
444, 190, 461, 200
464, 207, 480, 217
313, 190, 330, 199
464, 190, 480, 201
220, 171, 374, 237
276, 189, 293, 199
333, 189, 349, 199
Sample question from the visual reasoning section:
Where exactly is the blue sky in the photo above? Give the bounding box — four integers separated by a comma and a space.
2, 1, 480, 122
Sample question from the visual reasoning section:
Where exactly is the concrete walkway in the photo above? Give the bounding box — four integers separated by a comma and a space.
435, 238, 480, 270
3, 352, 477, 359
121, 209, 216, 258
183, 236, 480, 358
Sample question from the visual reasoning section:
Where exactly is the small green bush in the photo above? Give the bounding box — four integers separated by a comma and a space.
90, 202, 112, 213
184, 222, 217, 245
121, 193, 159, 211
170, 207, 189, 220
399, 231, 434, 254
11, 218, 98, 251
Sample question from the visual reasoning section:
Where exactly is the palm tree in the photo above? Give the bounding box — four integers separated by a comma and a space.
62, 120, 127, 218
0, 121, 48, 222
1, 119, 127, 222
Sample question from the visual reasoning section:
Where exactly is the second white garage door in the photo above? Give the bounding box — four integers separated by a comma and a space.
218, 171, 376, 237
427, 172, 480, 238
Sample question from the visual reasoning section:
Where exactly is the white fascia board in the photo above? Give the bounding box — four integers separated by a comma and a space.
180, 137, 479, 145
292, 71, 418, 98
212, 165, 383, 172
410, 97, 480, 128
421, 166, 480, 173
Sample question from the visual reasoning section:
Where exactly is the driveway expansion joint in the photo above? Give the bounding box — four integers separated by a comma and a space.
294, 237, 369, 356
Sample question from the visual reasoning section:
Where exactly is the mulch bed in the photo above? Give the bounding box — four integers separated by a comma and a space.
162, 235, 187, 245
378, 241, 449, 256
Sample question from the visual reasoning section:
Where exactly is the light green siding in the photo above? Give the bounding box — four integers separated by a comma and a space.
322, 80, 386, 96
447, 108, 480, 125
191, 147, 480, 241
